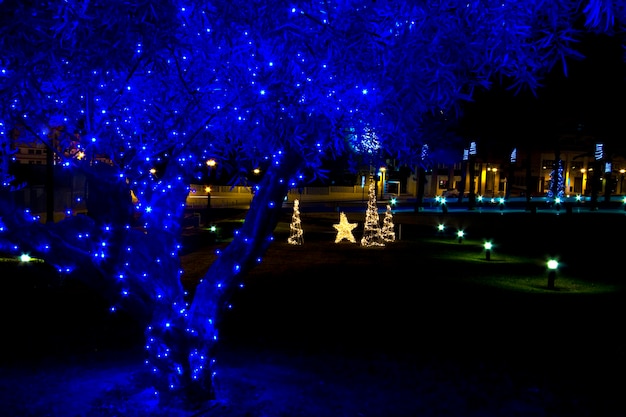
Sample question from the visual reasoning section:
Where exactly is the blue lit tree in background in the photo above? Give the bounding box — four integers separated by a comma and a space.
1, 0, 624, 409
547, 159, 566, 200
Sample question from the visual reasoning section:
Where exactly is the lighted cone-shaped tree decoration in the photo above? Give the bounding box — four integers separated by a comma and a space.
382, 204, 396, 242
287, 199, 304, 245
361, 179, 384, 247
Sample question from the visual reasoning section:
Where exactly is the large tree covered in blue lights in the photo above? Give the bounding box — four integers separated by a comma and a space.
1, 0, 624, 409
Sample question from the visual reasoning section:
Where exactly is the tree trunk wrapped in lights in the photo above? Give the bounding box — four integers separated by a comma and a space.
182, 149, 302, 405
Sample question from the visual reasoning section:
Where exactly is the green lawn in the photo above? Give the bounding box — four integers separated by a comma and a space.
2, 209, 625, 416
183, 209, 624, 295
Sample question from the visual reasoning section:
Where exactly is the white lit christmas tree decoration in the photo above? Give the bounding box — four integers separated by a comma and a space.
381, 204, 395, 242
333, 212, 357, 243
287, 199, 303, 245
361, 179, 384, 247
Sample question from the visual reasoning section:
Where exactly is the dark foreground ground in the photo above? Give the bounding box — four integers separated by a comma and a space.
1, 209, 625, 416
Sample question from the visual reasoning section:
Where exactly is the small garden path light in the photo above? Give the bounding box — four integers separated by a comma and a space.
484, 241, 493, 261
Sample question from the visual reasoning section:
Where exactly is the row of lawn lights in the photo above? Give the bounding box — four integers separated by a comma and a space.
436, 195, 506, 207
438, 193, 626, 211
437, 223, 559, 290
437, 195, 566, 211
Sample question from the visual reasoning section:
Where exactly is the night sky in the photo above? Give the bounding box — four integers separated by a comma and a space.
457, 32, 626, 156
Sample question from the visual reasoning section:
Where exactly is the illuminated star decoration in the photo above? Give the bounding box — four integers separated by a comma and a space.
333, 212, 357, 243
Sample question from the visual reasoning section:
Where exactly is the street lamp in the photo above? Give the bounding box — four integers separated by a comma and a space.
205, 159, 216, 226
204, 185, 212, 225
490, 167, 498, 197
379, 167, 386, 200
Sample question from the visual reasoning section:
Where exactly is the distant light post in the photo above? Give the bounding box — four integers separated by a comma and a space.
491, 167, 498, 197
457, 229, 464, 243
204, 185, 212, 225
379, 167, 386, 200
498, 197, 505, 211
580, 168, 587, 195
487, 166, 498, 197
205, 159, 216, 225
